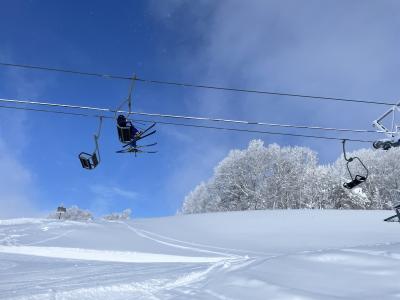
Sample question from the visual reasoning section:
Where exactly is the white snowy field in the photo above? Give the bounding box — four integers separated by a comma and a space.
1, 210, 400, 300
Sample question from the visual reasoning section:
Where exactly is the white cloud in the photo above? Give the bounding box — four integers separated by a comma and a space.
0, 136, 39, 218
0, 53, 50, 218
90, 185, 138, 200
149, 1, 400, 208
89, 184, 138, 215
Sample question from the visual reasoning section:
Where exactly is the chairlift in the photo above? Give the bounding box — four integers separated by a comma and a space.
342, 140, 368, 189
114, 75, 158, 154
79, 117, 103, 170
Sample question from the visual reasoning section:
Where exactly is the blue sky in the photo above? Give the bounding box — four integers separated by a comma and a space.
0, 0, 399, 218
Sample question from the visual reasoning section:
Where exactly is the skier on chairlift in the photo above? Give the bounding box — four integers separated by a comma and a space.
117, 114, 140, 144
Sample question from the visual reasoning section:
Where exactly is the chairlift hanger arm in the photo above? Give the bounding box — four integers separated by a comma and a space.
94, 116, 103, 161
127, 75, 136, 115
96, 116, 103, 139
94, 134, 100, 162
114, 74, 136, 120
342, 140, 351, 162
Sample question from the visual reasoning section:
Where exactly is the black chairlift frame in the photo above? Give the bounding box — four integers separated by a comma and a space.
79, 117, 103, 170
117, 123, 133, 144
342, 140, 368, 189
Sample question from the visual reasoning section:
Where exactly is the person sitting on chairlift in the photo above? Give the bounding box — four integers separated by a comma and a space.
117, 115, 140, 141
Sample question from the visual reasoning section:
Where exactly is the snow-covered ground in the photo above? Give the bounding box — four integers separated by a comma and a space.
1, 210, 400, 299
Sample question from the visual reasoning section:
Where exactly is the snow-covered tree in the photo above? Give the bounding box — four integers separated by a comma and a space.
48, 205, 93, 221
180, 182, 220, 214
103, 208, 132, 220
182, 140, 320, 213
180, 139, 400, 214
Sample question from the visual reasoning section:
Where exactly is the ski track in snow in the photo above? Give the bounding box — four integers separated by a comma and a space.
123, 222, 245, 259
131, 225, 271, 256
4, 261, 230, 300
24, 230, 75, 246
0, 245, 228, 263
0, 220, 252, 300
122, 222, 349, 300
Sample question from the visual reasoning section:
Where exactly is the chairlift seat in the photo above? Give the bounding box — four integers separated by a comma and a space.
79, 152, 99, 170
343, 175, 366, 189
117, 125, 133, 143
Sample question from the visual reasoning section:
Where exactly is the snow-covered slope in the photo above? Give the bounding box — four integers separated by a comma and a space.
1, 210, 400, 299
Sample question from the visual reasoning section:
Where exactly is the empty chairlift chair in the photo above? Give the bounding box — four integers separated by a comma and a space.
79, 148, 99, 170
342, 140, 368, 189
79, 117, 103, 170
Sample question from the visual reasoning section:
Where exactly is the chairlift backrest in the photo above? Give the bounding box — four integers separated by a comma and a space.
117, 125, 132, 143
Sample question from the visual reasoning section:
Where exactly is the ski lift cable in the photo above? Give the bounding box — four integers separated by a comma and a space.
0, 103, 375, 143
0, 61, 395, 107
0, 97, 385, 134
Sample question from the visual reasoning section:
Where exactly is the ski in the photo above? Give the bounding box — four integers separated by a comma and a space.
123, 130, 156, 147
139, 123, 156, 136
136, 142, 157, 148
116, 147, 157, 154
138, 150, 157, 154
138, 129, 156, 140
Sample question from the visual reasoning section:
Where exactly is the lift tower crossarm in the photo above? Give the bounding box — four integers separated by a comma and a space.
372, 100, 400, 139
